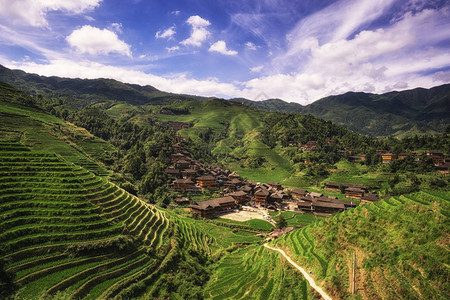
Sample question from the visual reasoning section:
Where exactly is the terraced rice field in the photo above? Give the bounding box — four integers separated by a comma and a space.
273, 191, 450, 299
0, 142, 212, 299
205, 244, 310, 299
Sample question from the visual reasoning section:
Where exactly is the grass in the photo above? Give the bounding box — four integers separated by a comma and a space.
0, 103, 111, 175
205, 244, 312, 299
216, 217, 274, 231
273, 191, 450, 299
0, 144, 177, 299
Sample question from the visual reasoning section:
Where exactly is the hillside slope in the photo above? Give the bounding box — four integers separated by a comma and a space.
1, 65, 448, 137
273, 191, 450, 299
232, 84, 450, 137
0, 65, 207, 107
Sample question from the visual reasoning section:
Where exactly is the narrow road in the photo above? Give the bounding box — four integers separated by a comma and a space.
264, 244, 332, 300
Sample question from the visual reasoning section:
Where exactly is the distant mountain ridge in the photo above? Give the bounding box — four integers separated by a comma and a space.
232, 84, 450, 137
0, 65, 207, 107
0, 64, 448, 137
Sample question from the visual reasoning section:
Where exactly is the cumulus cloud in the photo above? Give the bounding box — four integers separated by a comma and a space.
66, 25, 131, 57
156, 26, 176, 39
0, 0, 102, 27
208, 41, 238, 56
180, 15, 211, 47
255, 1, 450, 103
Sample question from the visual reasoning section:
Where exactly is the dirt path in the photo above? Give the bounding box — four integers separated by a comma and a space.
264, 244, 332, 300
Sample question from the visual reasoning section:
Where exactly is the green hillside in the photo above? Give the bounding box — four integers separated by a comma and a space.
273, 191, 450, 299
2, 64, 449, 138
232, 84, 450, 137
205, 244, 312, 299
153, 99, 295, 183
0, 143, 268, 299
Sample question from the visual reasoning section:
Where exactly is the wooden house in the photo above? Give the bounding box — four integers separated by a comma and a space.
345, 187, 365, 199
254, 188, 269, 205
267, 182, 282, 190
376, 149, 388, 155
312, 200, 345, 214
164, 168, 181, 178
189, 196, 236, 218
381, 153, 397, 163
170, 153, 185, 162
269, 192, 284, 202
172, 178, 197, 192
228, 171, 240, 179
181, 168, 197, 179
291, 188, 308, 200
176, 159, 191, 170
228, 191, 248, 204
426, 151, 445, 166
324, 182, 341, 192
300, 196, 314, 203
196, 175, 218, 190
297, 201, 313, 212
310, 192, 323, 198
239, 185, 253, 194
223, 178, 242, 191
360, 193, 380, 204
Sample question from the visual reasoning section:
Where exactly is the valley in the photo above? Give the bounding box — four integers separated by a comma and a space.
0, 68, 448, 299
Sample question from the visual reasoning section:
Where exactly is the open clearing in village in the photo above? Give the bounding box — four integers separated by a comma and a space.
220, 210, 266, 222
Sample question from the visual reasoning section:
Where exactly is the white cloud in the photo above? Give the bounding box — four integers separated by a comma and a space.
255, 2, 450, 103
245, 42, 257, 50
66, 25, 132, 57
171, 10, 180, 16
166, 46, 180, 53
156, 26, 176, 39
250, 65, 263, 73
0, 0, 102, 27
180, 15, 211, 47
109, 23, 123, 34
209, 41, 238, 56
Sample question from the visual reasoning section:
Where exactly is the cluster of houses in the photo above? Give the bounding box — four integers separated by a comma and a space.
163, 141, 384, 219
288, 183, 379, 215
288, 139, 449, 174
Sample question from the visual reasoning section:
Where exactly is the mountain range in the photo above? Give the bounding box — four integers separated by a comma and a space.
1, 64, 448, 137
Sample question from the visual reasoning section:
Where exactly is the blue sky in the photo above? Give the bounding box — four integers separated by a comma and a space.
0, 0, 449, 104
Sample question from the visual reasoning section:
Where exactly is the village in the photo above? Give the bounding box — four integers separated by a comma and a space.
162, 139, 393, 225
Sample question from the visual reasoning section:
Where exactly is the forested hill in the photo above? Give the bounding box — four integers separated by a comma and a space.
0, 65, 207, 107
231, 84, 450, 137
1, 64, 449, 137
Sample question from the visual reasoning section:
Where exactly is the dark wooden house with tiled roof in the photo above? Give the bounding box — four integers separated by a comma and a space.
196, 175, 218, 190
361, 193, 380, 204
345, 187, 365, 199
228, 191, 248, 204
291, 188, 308, 199
189, 196, 236, 218
172, 178, 198, 192
254, 188, 269, 205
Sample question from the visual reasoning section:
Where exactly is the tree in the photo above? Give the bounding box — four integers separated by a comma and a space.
276, 214, 287, 229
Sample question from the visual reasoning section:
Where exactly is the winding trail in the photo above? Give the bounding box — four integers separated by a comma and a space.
264, 244, 332, 300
